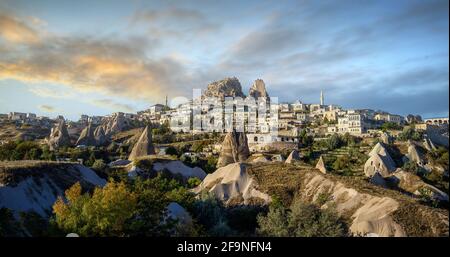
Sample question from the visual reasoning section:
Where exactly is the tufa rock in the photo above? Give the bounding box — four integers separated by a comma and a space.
315, 156, 327, 174
364, 143, 397, 177
128, 126, 155, 161
203, 77, 245, 99
47, 120, 71, 150
76, 122, 97, 146
94, 125, 108, 146
217, 130, 250, 167
193, 163, 271, 205
248, 79, 269, 98
285, 150, 301, 164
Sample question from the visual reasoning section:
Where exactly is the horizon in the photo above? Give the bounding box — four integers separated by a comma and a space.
0, 0, 449, 120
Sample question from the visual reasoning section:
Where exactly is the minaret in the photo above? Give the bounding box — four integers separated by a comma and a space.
320, 90, 324, 106
165, 95, 168, 107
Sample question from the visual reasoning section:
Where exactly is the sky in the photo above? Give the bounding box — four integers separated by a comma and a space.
0, 0, 448, 121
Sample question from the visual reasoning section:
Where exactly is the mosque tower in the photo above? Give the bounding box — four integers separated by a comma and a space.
320, 90, 324, 106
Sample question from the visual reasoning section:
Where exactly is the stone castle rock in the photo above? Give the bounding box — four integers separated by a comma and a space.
248, 79, 269, 98
203, 77, 245, 99
217, 130, 250, 167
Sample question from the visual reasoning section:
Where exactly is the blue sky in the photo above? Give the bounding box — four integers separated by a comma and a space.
0, 0, 448, 120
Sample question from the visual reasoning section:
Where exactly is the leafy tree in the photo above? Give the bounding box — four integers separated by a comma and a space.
165, 146, 178, 156
0, 208, 20, 236
381, 122, 402, 131
398, 127, 422, 141
187, 177, 201, 188
53, 181, 137, 236
326, 134, 343, 151
257, 199, 346, 237
92, 159, 106, 171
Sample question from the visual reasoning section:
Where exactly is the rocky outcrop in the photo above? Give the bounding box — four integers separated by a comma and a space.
203, 77, 245, 99
248, 79, 269, 98
285, 150, 301, 164
364, 143, 397, 177
315, 156, 327, 174
391, 170, 448, 202
298, 171, 448, 236
152, 160, 206, 180
94, 126, 108, 146
217, 131, 250, 167
426, 124, 449, 148
76, 122, 97, 146
406, 142, 425, 166
380, 132, 392, 144
423, 137, 437, 151
47, 120, 71, 150
0, 161, 106, 217
193, 163, 271, 205
128, 126, 155, 161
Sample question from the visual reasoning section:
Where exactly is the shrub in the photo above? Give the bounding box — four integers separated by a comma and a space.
165, 146, 178, 156
92, 159, 106, 171
53, 181, 138, 236
257, 199, 346, 237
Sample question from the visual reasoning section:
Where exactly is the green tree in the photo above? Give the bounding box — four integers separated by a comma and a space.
53, 181, 137, 236
257, 199, 346, 237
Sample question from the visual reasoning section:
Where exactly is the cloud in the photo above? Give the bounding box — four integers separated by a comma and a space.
0, 14, 205, 103
90, 99, 135, 112
28, 86, 76, 98
0, 14, 40, 44
38, 104, 57, 112
132, 6, 220, 40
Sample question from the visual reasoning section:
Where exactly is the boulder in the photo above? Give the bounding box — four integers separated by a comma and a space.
128, 126, 155, 161
285, 150, 301, 163
217, 131, 250, 167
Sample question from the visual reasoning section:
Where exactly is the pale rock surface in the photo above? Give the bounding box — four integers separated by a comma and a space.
47, 120, 71, 150
285, 150, 301, 164
248, 79, 269, 98
153, 160, 207, 180
76, 122, 97, 146
315, 156, 327, 174
193, 163, 271, 205
128, 126, 155, 161
203, 77, 245, 99
217, 131, 250, 167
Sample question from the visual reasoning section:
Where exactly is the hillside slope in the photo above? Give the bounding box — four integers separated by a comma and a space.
0, 161, 106, 216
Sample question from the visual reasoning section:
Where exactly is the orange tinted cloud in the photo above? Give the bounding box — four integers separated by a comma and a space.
0, 14, 202, 103
0, 14, 40, 44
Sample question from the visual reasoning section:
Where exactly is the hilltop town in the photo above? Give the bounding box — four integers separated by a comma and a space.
0, 77, 449, 237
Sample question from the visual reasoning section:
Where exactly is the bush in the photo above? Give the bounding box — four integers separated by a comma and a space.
398, 127, 422, 141
257, 199, 346, 237
53, 181, 138, 236
165, 146, 178, 156
92, 159, 106, 171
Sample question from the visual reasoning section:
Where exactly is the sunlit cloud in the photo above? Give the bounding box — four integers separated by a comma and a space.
38, 104, 58, 112
90, 99, 135, 113
0, 14, 40, 44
